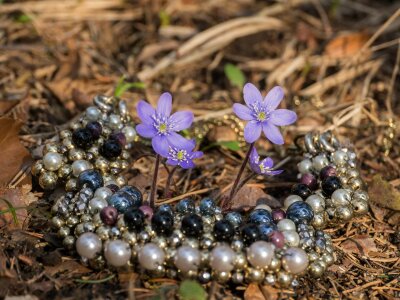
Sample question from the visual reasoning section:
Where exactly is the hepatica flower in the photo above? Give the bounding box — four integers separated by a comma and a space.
233, 83, 297, 144
166, 138, 203, 169
136, 92, 194, 156
249, 147, 283, 176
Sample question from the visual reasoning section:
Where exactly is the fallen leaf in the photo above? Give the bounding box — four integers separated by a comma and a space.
325, 32, 371, 58
369, 175, 400, 211
44, 260, 91, 277
244, 284, 265, 300
340, 235, 377, 256
0, 118, 32, 187
229, 184, 268, 210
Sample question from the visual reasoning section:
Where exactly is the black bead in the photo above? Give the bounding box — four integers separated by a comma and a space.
286, 201, 314, 225
86, 121, 102, 139
241, 223, 260, 246
100, 139, 122, 160
124, 208, 145, 232
213, 220, 235, 242
248, 209, 273, 225
321, 176, 342, 197
109, 132, 126, 146
158, 204, 174, 216
291, 183, 312, 199
258, 223, 277, 241
78, 169, 103, 190
181, 214, 203, 238
151, 211, 174, 236
72, 128, 94, 149
119, 185, 142, 207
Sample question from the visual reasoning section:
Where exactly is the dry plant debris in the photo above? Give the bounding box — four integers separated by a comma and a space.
0, 0, 400, 299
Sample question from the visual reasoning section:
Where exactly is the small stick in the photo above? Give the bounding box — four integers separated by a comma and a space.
163, 165, 178, 197
149, 154, 160, 209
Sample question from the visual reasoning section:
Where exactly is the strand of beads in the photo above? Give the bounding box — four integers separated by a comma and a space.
31, 95, 137, 191
294, 131, 369, 228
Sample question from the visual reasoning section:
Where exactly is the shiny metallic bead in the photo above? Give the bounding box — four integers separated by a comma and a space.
31, 160, 44, 176
58, 164, 72, 179
153, 236, 168, 249
65, 178, 78, 192
331, 189, 351, 207
44, 143, 59, 154
120, 160, 129, 170
305, 194, 325, 213
348, 177, 363, 190
284, 195, 303, 209
224, 211, 242, 229
263, 273, 276, 285
347, 168, 359, 179
308, 251, 319, 262
75, 223, 85, 236
63, 235, 75, 249
332, 150, 348, 166
231, 271, 244, 284
109, 227, 121, 239
198, 271, 211, 284
335, 206, 353, 222
234, 252, 248, 269
122, 126, 136, 143
96, 226, 110, 240
215, 271, 230, 283
121, 150, 130, 160
108, 114, 122, 129
95, 157, 109, 173
122, 231, 137, 245
63, 137, 74, 149
68, 149, 86, 161
352, 199, 369, 215
245, 268, 264, 283
312, 155, 329, 171
60, 130, 72, 139
200, 237, 214, 249
66, 215, 79, 227
268, 256, 281, 272
309, 262, 324, 278
39, 171, 58, 190
116, 176, 126, 187
52, 216, 64, 228
183, 238, 199, 249
138, 231, 150, 243
58, 226, 70, 238
322, 253, 335, 266
311, 213, 327, 229
169, 233, 182, 248
86, 106, 101, 121
92, 213, 102, 227
353, 190, 369, 202
277, 271, 293, 287
231, 240, 244, 252
298, 159, 313, 174
317, 260, 327, 270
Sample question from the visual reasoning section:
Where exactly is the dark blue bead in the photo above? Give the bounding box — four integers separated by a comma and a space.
291, 183, 312, 199
86, 121, 102, 139
258, 223, 277, 241
286, 201, 314, 224
224, 212, 243, 229
108, 191, 134, 213
241, 223, 260, 246
72, 128, 94, 150
213, 220, 234, 242
321, 176, 342, 197
199, 198, 216, 216
78, 169, 103, 190
100, 139, 122, 160
248, 209, 273, 225
158, 204, 174, 216
176, 198, 195, 214
119, 185, 142, 207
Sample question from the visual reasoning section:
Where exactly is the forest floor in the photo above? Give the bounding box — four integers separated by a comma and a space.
1, 0, 400, 299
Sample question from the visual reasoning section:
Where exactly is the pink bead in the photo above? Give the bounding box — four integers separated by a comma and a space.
100, 206, 118, 225
300, 173, 318, 190
320, 166, 336, 180
272, 209, 286, 223
139, 205, 153, 220
269, 231, 285, 248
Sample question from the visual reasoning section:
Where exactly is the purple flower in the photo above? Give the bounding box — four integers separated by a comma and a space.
249, 147, 283, 176
166, 138, 203, 169
233, 83, 297, 144
136, 92, 194, 157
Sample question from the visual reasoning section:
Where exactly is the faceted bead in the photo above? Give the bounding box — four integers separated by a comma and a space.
248, 209, 273, 225
258, 223, 277, 241
269, 230, 285, 248
176, 199, 195, 214
152, 211, 174, 236
124, 208, 145, 232
291, 183, 311, 199
286, 201, 314, 225
320, 166, 337, 180
100, 206, 118, 226
213, 220, 234, 242
100, 140, 122, 160
119, 186, 142, 208
78, 169, 103, 190
272, 209, 286, 223
72, 128, 94, 149
224, 212, 243, 229
241, 223, 260, 246
321, 176, 342, 197
300, 173, 318, 190
86, 121, 102, 139
181, 214, 203, 238
110, 132, 127, 147
199, 198, 216, 216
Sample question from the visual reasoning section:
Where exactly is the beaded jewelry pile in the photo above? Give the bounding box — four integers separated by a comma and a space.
31, 84, 369, 289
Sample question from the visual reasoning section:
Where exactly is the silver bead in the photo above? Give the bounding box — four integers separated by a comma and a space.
210, 245, 236, 272
94, 187, 113, 201
86, 106, 101, 121
283, 231, 300, 247
63, 235, 75, 249
234, 252, 248, 269
277, 271, 293, 287
76, 232, 102, 259
66, 215, 79, 227
284, 195, 303, 209
335, 206, 353, 222
352, 199, 369, 215
331, 189, 351, 207
58, 226, 70, 238
104, 240, 131, 267
298, 159, 313, 174
322, 253, 335, 266
309, 262, 324, 278
215, 271, 230, 283
263, 273, 276, 285
231, 271, 244, 284
88, 197, 108, 214
231, 240, 244, 252
246, 241, 274, 269
245, 268, 264, 283
353, 190, 369, 202
174, 246, 201, 273
277, 219, 296, 232
305, 194, 325, 213
198, 271, 211, 284
138, 231, 150, 243
122, 126, 136, 143
43, 152, 63, 171
282, 247, 309, 274
108, 114, 121, 129
268, 256, 281, 272
332, 150, 348, 166
312, 155, 329, 171
52, 216, 64, 228
138, 243, 165, 270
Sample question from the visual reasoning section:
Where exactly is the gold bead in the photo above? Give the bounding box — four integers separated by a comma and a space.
335, 206, 353, 222
81, 214, 92, 223
121, 150, 130, 160
277, 271, 292, 287
96, 226, 110, 240
63, 235, 76, 249
58, 164, 72, 178
52, 216, 64, 228
322, 253, 335, 266
66, 215, 79, 227
109, 161, 120, 169
39, 171, 58, 190
92, 213, 102, 227
60, 130, 72, 139
43, 143, 58, 154
102, 127, 111, 136
308, 251, 319, 262
309, 262, 324, 278
268, 256, 281, 272
122, 231, 137, 245
65, 178, 78, 192
117, 216, 127, 231
116, 176, 126, 186
312, 213, 327, 229
245, 267, 264, 283
348, 178, 363, 190
347, 169, 359, 179
88, 255, 106, 270
74, 223, 85, 236
68, 149, 85, 161
31, 160, 44, 176
215, 271, 230, 283
234, 253, 247, 269
352, 199, 369, 215
63, 138, 74, 150
58, 226, 70, 238
120, 160, 129, 170
95, 157, 109, 173
88, 146, 99, 157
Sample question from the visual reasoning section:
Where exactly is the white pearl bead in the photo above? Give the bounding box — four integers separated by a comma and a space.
89, 197, 108, 214
312, 155, 329, 171
332, 150, 348, 166
76, 232, 102, 259
246, 241, 275, 269
254, 204, 272, 212
305, 195, 325, 213
86, 106, 101, 121
174, 246, 201, 273
43, 152, 63, 171
138, 243, 165, 270
104, 240, 131, 267
210, 245, 235, 272
331, 189, 351, 206
282, 230, 300, 247
298, 159, 313, 174
282, 247, 309, 274
284, 195, 303, 209
277, 219, 296, 232
122, 126, 136, 143
72, 160, 92, 177
94, 187, 113, 200
108, 114, 121, 129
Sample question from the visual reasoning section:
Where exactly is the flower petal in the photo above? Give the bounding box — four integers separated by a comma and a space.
260, 157, 274, 169
269, 109, 297, 126
262, 122, 284, 145
180, 159, 195, 169
264, 86, 284, 111
268, 169, 284, 175
166, 158, 179, 166
152, 135, 169, 157
191, 151, 203, 159
167, 132, 194, 151
169, 111, 194, 131
157, 92, 172, 116
233, 103, 254, 121
243, 83, 263, 106
136, 124, 156, 138
137, 100, 155, 125
250, 146, 259, 164
244, 121, 262, 143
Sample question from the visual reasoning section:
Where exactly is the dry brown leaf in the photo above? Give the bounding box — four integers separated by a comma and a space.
244, 284, 265, 300
230, 184, 268, 210
0, 185, 37, 229
340, 235, 378, 256
369, 174, 400, 211
0, 118, 32, 187
325, 32, 371, 58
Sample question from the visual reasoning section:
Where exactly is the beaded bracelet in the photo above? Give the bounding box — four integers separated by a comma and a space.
31, 86, 369, 289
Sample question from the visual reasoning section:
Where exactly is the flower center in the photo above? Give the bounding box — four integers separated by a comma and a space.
257, 111, 267, 121
159, 123, 167, 133
169, 147, 188, 162
176, 150, 185, 160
